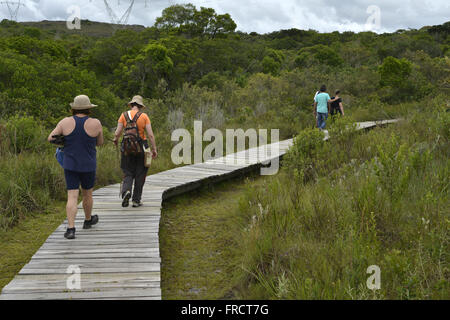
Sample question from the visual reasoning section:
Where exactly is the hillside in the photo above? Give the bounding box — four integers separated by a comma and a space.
20, 20, 146, 38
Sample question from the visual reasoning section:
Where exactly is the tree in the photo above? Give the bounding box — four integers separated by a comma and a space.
378, 56, 412, 89
115, 43, 173, 97
154, 4, 236, 39
157, 37, 202, 88
155, 4, 196, 31
295, 44, 343, 68
262, 49, 285, 76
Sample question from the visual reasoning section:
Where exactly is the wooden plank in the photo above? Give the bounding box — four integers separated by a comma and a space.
0, 288, 161, 300
39, 245, 159, 251
21, 262, 161, 270
53, 227, 159, 233
28, 257, 161, 264
19, 265, 160, 275
41, 239, 159, 246
2, 282, 161, 294
31, 253, 161, 260
10, 272, 160, 281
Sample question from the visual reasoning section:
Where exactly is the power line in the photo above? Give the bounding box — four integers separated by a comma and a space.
100, 0, 153, 25
0, 0, 25, 21
103, 0, 135, 25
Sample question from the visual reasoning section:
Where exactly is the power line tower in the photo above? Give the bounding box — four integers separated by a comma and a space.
103, 0, 153, 25
0, 0, 25, 21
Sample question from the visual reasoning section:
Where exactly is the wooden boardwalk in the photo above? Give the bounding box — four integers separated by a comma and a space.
0, 120, 398, 300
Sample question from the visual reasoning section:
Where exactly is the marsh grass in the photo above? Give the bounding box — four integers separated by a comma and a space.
233, 108, 449, 300
160, 173, 266, 300
0, 202, 66, 291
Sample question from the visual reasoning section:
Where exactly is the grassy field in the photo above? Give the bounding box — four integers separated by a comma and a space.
160, 110, 448, 300
0, 202, 66, 290
160, 173, 270, 299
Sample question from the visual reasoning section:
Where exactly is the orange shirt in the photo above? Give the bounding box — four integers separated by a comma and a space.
118, 110, 151, 140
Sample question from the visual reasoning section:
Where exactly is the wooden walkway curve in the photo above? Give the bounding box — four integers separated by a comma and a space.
0, 120, 399, 300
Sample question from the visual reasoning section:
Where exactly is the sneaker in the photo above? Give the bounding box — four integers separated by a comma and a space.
64, 228, 76, 239
122, 191, 131, 207
83, 215, 99, 229
132, 201, 143, 208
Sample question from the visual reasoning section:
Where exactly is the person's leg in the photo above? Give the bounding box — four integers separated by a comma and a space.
80, 171, 96, 220
317, 113, 324, 129
66, 189, 79, 229
81, 188, 93, 221
64, 170, 80, 229
132, 153, 149, 203
81, 187, 99, 229
121, 154, 135, 197
319, 113, 328, 129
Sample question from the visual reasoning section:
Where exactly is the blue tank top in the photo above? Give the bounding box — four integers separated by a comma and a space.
63, 116, 97, 172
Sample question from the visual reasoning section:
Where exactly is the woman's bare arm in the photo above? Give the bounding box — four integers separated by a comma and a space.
48, 120, 64, 142
145, 123, 158, 159
96, 120, 104, 146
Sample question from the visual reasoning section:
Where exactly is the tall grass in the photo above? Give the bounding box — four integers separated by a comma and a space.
232, 105, 449, 299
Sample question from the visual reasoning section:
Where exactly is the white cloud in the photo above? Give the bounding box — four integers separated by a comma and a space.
0, 0, 448, 33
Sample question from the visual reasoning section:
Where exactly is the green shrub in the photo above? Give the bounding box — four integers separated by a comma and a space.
3, 114, 47, 154
233, 113, 449, 300
284, 128, 325, 183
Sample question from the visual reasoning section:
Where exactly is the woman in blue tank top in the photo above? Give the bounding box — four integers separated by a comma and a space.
48, 95, 104, 239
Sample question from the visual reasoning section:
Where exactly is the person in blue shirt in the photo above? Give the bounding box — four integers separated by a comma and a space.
48, 95, 104, 239
313, 85, 334, 130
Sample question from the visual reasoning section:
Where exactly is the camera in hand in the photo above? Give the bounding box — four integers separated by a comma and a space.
50, 134, 65, 146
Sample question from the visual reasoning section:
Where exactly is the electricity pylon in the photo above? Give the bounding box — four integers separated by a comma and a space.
0, 0, 25, 21
103, 0, 150, 25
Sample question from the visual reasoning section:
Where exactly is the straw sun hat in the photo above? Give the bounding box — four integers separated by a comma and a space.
70, 95, 98, 110
128, 95, 146, 108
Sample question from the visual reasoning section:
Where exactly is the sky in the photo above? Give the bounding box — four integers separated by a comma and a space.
0, 0, 449, 34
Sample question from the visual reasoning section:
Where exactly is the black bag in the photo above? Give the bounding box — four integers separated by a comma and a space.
121, 111, 143, 156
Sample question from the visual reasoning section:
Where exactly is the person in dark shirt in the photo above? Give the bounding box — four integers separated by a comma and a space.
330, 90, 344, 116
48, 95, 104, 239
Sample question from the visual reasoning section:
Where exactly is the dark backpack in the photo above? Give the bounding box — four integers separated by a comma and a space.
121, 111, 143, 156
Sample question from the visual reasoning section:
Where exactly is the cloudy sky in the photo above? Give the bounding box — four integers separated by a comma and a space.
1, 0, 449, 34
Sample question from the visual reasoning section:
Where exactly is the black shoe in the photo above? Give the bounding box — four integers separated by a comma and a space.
64, 228, 76, 239
132, 200, 143, 208
122, 191, 131, 207
83, 215, 99, 229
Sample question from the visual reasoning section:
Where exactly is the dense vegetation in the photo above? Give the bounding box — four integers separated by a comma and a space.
233, 111, 448, 299
0, 3, 448, 299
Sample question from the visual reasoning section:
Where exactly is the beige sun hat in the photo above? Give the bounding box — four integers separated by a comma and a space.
70, 95, 98, 110
128, 95, 146, 108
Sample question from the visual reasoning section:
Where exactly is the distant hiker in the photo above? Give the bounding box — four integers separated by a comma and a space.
330, 90, 345, 116
113, 95, 158, 208
314, 85, 332, 130
48, 95, 104, 239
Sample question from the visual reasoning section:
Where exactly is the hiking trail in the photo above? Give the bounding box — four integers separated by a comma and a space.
0, 119, 399, 300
